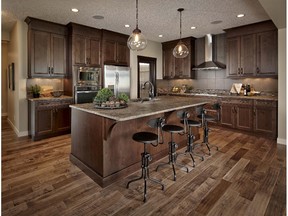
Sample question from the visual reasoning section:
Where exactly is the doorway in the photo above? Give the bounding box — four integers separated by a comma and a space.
137, 56, 157, 99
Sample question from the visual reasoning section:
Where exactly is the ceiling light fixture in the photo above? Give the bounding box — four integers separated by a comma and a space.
173, 8, 189, 58
158, 35, 163, 38
127, 0, 147, 51
125, 24, 130, 28
71, 8, 79, 13
237, 14, 245, 18
191, 26, 196, 29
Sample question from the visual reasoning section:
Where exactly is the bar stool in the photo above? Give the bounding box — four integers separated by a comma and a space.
197, 109, 219, 155
156, 119, 189, 181
127, 118, 165, 202
177, 110, 204, 167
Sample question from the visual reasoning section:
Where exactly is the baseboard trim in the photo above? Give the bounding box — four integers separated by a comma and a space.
7, 118, 28, 137
277, 138, 286, 145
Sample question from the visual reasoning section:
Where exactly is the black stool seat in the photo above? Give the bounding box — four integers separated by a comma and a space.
133, 132, 158, 144
180, 119, 201, 127
162, 125, 184, 133
197, 114, 215, 122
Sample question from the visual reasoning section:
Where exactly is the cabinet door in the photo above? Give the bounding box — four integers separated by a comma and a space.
254, 100, 277, 138
226, 37, 240, 76
174, 56, 191, 78
116, 42, 129, 65
30, 30, 50, 76
35, 108, 54, 136
50, 34, 67, 76
73, 35, 87, 65
163, 48, 175, 79
235, 104, 253, 131
256, 31, 278, 75
89, 38, 101, 66
55, 107, 71, 132
241, 34, 256, 76
220, 103, 234, 127
103, 40, 117, 64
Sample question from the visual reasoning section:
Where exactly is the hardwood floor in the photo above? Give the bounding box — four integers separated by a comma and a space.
2, 117, 286, 216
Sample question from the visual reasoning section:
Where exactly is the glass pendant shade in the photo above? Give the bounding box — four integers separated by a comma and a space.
127, 28, 147, 51
127, 0, 147, 51
173, 40, 189, 58
173, 8, 189, 58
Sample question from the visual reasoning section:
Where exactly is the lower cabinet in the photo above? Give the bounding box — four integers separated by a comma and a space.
220, 97, 277, 139
29, 98, 73, 140
221, 98, 253, 131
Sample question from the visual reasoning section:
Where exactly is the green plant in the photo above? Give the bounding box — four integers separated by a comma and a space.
117, 93, 129, 103
94, 88, 113, 103
30, 84, 41, 94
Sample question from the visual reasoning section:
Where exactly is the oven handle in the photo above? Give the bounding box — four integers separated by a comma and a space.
76, 91, 98, 94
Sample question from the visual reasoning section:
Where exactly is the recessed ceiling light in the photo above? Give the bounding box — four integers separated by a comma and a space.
71, 8, 79, 13
159, 35, 163, 38
125, 24, 130, 28
93, 15, 104, 20
237, 14, 245, 18
191, 26, 196, 29
211, 20, 222, 24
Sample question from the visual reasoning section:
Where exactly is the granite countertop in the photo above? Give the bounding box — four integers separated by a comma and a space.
70, 96, 208, 121
166, 93, 278, 101
28, 96, 74, 101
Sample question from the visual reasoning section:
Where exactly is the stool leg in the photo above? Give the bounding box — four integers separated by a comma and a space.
202, 122, 218, 155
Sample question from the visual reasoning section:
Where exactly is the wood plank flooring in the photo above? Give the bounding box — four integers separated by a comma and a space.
2, 117, 286, 215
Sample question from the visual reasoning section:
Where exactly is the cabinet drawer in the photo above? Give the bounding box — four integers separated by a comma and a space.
254, 100, 277, 107
221, 98, 253, 105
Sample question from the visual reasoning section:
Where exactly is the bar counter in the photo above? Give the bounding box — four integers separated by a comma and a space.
69, 96, 208, 187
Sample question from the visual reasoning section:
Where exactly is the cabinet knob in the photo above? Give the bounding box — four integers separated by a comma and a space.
51, 67, 54, 74
237, 68, 240, 75
241, 68, 243, 75
256, 67, 260, 74
48, 67, 50, 74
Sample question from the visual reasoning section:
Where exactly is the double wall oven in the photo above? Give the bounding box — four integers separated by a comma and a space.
74, 67, 101, 104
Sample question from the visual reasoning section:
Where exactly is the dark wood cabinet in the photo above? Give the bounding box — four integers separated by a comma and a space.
70, 24, 101, 67
29, 99, 73, 141
220, 98, 253, 131
254, 100, 277, 139
162, 37, 195, 79
225, 20, 277, 78
25, 17, 67, 78
102, 30, 130, 66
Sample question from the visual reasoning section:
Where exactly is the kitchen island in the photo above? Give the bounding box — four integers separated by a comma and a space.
70, 96, 208, 187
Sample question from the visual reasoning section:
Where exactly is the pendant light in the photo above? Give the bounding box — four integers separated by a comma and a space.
127, 0, 147, 51
173, 8, 189, 58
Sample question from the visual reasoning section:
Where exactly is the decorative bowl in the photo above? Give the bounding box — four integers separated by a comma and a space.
51, 91, 63, 97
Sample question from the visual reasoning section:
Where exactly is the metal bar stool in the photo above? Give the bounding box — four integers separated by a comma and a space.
197, 108, 219, 155
155, 119, 189, 181
127, 118, 165, 202
177, 110, 204, 167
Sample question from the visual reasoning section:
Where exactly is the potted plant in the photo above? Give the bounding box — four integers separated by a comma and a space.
117, 93, 129, 105
93, 88, 113, 106
30, 84, 41, 98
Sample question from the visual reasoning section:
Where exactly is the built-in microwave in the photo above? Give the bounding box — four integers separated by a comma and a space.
78, 67, 101, 86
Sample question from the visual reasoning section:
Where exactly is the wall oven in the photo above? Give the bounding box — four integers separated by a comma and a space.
74, 86, 99, 104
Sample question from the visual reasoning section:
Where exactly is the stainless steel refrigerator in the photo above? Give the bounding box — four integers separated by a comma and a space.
104, 65, 130, 97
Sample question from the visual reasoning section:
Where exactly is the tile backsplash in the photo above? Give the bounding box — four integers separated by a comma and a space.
157, 69, 278, 93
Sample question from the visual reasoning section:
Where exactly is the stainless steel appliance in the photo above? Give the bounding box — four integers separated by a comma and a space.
104, 65, 130, 97
74, 85, 99, 104
78, 67, 101, 86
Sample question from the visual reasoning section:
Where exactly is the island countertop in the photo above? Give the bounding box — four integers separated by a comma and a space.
69, 96, 208, 121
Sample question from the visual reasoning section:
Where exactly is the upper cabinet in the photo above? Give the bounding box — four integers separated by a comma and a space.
68, 23, 101, 67
25, 17, 68, 78
162, 37, 195, 79
102, 30, 130, 66
225, 20, 277, 78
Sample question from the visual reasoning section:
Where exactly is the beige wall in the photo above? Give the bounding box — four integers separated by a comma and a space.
2, 41, 9, 116
277, 28, 286, 144
7, 20, 28, 136
129, 40, 162, 99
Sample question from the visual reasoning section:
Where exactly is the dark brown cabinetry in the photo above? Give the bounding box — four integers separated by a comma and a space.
254, 100, 277, 138
225, 20, 277, 77
221, 98, 254, 131
68, 23, 101, 67
29, 99, 73, 141
102, 30, 130, 66
25, 17, 67, 78
162, 37, 195, 79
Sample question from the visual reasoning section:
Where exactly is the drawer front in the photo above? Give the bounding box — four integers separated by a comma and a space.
254, 100, 277, 107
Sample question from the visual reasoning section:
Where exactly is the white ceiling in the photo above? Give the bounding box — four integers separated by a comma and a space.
1, 0, 279, 42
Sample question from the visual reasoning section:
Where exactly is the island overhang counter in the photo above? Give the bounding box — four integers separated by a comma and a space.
69, 96, 208, 187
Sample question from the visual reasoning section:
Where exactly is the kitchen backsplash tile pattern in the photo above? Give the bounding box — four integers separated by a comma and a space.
157, 69, 278, 93
26, 78, 64, 91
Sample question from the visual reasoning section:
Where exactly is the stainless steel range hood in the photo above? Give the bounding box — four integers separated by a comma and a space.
193, 34, 226, 70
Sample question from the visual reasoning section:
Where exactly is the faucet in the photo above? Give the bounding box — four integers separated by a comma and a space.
142, 81, 155, 100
